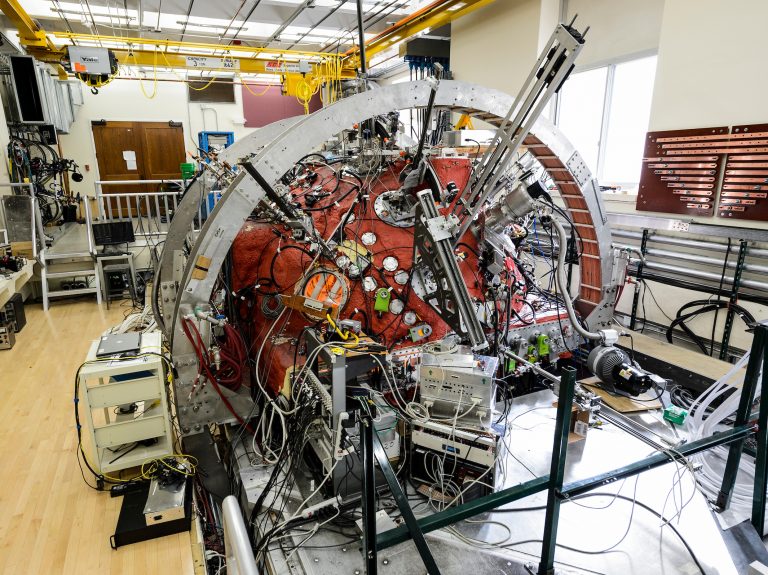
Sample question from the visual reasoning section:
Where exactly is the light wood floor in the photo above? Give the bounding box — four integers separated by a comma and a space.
0, 300, 195, 575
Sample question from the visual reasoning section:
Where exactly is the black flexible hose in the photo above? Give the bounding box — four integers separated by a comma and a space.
665, 299, 756, 354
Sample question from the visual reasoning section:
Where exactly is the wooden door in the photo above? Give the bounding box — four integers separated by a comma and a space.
92, 121, 185, 218
140, 123, 186, 181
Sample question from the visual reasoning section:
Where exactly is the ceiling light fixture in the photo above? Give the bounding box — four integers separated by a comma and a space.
175, 20, 248, 33
51, 7, 136, 21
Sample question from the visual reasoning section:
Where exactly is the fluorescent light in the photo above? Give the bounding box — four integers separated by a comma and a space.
176, 20, 247, 33
53, 8, 135, 21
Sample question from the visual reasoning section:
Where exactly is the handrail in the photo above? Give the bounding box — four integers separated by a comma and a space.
95, 179, 185, 185
95, 178, 219, 236
83, 197, 95, 254
95, 181, 183, 223
96, 191, 184, 197
222, 496, 259, 575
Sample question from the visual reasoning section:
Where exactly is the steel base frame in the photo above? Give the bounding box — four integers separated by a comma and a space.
359, 328, 768, 574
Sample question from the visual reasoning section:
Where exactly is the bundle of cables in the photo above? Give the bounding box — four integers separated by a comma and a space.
141, 454, 197, 485
248, 397, 324, 556
182, 318, 248, 392
181, 317, 255, 434
103, 304, 157, 335
666, 299, 755, 356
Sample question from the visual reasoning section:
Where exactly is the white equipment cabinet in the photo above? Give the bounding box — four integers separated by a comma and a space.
78, 331, 174, 474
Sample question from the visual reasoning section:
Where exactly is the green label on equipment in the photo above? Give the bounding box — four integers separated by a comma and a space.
374, 288, 391, 312
537, 334, 550, 356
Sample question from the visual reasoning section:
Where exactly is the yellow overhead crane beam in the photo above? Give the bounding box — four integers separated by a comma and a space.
0, 0, 54, 49
0, 0, 68, 78
108, 48, 347, 76
49, 32, 352, 78
51, 32, 343, 63
2, 0, 498, 90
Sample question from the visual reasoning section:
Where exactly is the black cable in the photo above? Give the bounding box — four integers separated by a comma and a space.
268, 244, 313, 291
464, 138, 481, 159
498, 493, 706, 574
665, 299, 755, 355
456, 241, 481, 258
710, 238, 731, 356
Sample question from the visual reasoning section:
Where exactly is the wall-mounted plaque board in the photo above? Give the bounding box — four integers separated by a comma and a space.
718, 123, 768, 222
636, 127, 729, 216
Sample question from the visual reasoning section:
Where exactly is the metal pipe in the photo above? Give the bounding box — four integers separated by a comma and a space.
646, 247, 768, 275
562, 425, 753, 499
260, 0, 312, 48
642, 261, 768, 292
222, 495, 259, 575
612, 229, 768, 259
356, 0, 367, 75
552, 218, 602, 341
286, 1, 345, 50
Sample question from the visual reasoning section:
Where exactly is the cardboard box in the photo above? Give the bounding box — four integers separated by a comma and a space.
10, 241, 34, 258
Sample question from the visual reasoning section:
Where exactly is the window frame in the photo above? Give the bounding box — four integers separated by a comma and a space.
553, 50, 658, 190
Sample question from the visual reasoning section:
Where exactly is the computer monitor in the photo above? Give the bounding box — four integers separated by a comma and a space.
92, 220, 135, 246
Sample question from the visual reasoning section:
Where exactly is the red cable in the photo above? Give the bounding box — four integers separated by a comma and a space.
181, 318, 255, 435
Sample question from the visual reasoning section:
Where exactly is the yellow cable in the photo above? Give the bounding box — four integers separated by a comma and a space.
131, 48, 158, 99
326, 313, 347, 340
158, 50, 217, 91
240, 76, 274, 96
325, 313, 360, 346
186, 71, 218, 91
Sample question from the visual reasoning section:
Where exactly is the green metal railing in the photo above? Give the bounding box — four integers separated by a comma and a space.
361, 323, 768, 574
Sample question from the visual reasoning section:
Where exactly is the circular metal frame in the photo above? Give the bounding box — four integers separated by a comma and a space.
167, 79, 615, 433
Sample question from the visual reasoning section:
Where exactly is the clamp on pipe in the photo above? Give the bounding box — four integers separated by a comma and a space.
612, 243, 647, 263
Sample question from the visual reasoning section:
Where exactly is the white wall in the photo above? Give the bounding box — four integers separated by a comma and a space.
625, 0, 768, 230
650, 0, 768, 131
58, 77, 257, 196
450, 0, 544, 95
566, 0, 664, 68
450, 0, 665, 90
624, 0, 768, 349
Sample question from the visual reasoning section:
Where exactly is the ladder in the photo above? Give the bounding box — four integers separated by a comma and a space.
41, 200, 102, 311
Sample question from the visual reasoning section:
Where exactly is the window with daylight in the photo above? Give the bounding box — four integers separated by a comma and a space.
555, 55, 658, 191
